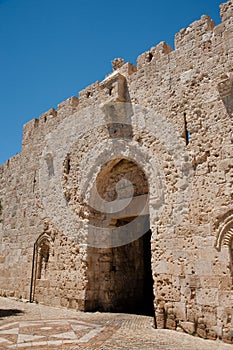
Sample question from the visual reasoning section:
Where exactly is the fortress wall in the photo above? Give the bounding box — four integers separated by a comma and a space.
127, 4, 233, 341
0, 0, 232, 343
0, 103, 87, 308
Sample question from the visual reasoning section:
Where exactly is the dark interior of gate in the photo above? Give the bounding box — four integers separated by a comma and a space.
85, 158, 154, 316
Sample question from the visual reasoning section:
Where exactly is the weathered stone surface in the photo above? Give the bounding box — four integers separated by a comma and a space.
0, 0, 232, 345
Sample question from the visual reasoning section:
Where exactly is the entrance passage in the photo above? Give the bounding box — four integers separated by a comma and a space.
85, 158, 154, 316
85, 224, 154, 316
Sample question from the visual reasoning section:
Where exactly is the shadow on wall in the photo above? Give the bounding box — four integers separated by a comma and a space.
0, 309, 24, 319
217, 77, 233, 117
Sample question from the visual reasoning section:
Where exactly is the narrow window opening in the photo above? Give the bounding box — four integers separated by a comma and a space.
32, 171, 36, 193
67, 158, 71, 174
0, 198, 2, 223
184, 113, 190, 145
109, 87, 113, 96
146, 52, 153, 62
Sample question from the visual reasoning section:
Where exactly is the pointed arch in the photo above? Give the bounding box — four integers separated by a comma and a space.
30, 232, 54, 302
215, 211, 233, 250
215, 211, 233, 276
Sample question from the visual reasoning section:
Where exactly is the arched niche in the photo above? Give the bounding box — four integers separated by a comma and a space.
30, 233, 54, 302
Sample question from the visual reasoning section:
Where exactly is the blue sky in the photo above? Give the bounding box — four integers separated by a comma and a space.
0, 0, 224, 165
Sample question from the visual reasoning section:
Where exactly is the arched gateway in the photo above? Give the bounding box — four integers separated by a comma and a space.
84, 158, 154, 315
0, 2, 233, 343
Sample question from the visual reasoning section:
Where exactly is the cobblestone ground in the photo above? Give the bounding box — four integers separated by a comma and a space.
0, 297, 232, 350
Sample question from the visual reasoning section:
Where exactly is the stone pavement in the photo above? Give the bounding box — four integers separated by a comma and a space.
0, 297, 232, 350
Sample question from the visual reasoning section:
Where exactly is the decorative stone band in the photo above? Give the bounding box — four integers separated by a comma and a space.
215, 212, 233, 250
222, 227, 233, 247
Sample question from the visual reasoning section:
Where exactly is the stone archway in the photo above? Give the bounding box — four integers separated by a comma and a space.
215, 211, 233, 276
84, 158, 154, 315
30, 233, 54, 303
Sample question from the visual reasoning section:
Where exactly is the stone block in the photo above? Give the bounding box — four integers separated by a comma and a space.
220, 1, 233, 22
179, 321, 195, 334
196, 288, 219, 306
166, 317, 177, 330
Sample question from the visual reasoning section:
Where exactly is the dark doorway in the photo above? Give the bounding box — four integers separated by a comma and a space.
85, 224, 154, 316
141, 229, 154, 316
85, 157, 154, 316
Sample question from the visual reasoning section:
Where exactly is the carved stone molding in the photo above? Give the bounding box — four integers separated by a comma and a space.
215, 211, 233, 250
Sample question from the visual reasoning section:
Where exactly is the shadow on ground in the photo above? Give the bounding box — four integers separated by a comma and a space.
0, 309, 24, 319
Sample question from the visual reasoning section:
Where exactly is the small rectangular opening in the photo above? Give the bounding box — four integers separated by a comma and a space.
184, 113, 190, 145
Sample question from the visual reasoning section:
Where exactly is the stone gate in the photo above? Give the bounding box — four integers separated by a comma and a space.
0, 0, 233, 344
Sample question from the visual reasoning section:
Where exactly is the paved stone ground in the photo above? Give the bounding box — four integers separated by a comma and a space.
0, 297, 232, 350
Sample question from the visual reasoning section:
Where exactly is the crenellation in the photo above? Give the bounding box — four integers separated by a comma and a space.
113, 62, 137, 77
78, 81, 100, 107
22, 118, 39, 150
136, 52, 151, 70
57, 96, 79, 119
175, 15, 215, 50
78, 81, 100, 99
22, 97, 80, 150
150, 41, 172, 58
39, 107, 57, 122
57, 95, 79, 110
220, 0, 233, 22
136, 41, 172, 70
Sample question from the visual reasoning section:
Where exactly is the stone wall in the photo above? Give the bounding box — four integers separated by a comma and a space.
0, 0, 232, 344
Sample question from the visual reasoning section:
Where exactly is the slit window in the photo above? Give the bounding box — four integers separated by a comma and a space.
184, 113, 190, 145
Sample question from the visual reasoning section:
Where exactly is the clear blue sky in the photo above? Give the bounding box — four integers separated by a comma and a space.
0, 0, 224, 165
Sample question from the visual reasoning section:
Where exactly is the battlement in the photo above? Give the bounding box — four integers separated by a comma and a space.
20, 0, 232, 153
175, 15, 215, 50
137, 41, 172, 69
220, 0, 233, 21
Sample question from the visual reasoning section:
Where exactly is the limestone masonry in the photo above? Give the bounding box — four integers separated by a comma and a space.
0, 0, 233, 344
